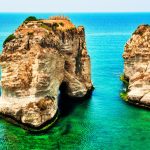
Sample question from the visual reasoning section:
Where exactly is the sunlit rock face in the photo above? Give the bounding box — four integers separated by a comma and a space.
123, 25, 150, 107
0, 16, 93, 129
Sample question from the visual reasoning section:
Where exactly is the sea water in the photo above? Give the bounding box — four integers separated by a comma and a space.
0, 13, 150, 150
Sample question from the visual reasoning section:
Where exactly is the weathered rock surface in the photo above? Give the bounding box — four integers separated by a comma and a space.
123, 25, 150, 107
0, 16, 93, 129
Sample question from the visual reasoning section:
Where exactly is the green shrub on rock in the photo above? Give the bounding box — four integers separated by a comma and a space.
120, 74, 129, 86
52, 23, 59, 30
59, 22, 64, 26
3, 34, 16, 47
120, 73, 129, 102
120, 92, 128, 101
40, 23, 52, 31
24, 16, 38, 24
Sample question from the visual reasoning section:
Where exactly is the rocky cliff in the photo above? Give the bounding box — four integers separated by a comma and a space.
0, 16, 93, 130
123, 25, 150, 108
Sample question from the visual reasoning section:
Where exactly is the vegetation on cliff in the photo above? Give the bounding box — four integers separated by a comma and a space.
59, 22, 64, 26
40, 23, 52, 31
3, 34, 16, 47
120, 92, 128, 101
23, 16, 38, 23
40, 22, 60, 31
120, 74, 129, 86
120, 74, 129, 101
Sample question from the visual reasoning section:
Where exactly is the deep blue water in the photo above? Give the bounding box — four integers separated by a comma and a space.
1, 13, 150, 150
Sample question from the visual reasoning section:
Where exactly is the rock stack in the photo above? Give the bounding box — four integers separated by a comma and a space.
0, 16, 93, 130
123, 25, 150, 108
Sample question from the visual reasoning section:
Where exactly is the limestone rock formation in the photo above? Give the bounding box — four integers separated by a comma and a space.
0, 16, 93, 130
123, 25, 150, 108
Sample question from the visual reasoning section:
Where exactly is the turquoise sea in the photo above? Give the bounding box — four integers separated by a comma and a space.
0, 13, 150, 150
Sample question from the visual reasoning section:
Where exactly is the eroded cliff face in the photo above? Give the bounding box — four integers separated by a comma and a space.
123, 25, 150, 107
0, 16, 93, 129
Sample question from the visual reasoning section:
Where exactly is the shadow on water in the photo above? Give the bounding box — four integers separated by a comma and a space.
57, 84, 93, 137
58, 94, 88, 118
58, 82, 93, 118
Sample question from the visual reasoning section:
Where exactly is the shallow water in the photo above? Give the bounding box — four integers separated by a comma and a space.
0, 13, 150, 150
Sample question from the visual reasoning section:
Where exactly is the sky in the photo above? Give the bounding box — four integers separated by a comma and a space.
0, 0, 150, 12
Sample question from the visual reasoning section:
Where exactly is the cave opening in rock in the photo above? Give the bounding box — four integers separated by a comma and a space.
58, 82, 80, 118
58, 81, 92, 118
58, 82, 70, 117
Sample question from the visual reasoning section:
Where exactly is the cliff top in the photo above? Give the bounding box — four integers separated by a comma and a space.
42, 16, 75, 30
123, 24, 150, 59
2, 16, 81, 50
15, 16, 76, 35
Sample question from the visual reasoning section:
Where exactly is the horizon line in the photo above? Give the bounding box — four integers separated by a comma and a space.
0, 11, 150, 14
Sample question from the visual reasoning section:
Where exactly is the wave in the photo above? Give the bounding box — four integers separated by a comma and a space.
87, 32, 131, 36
